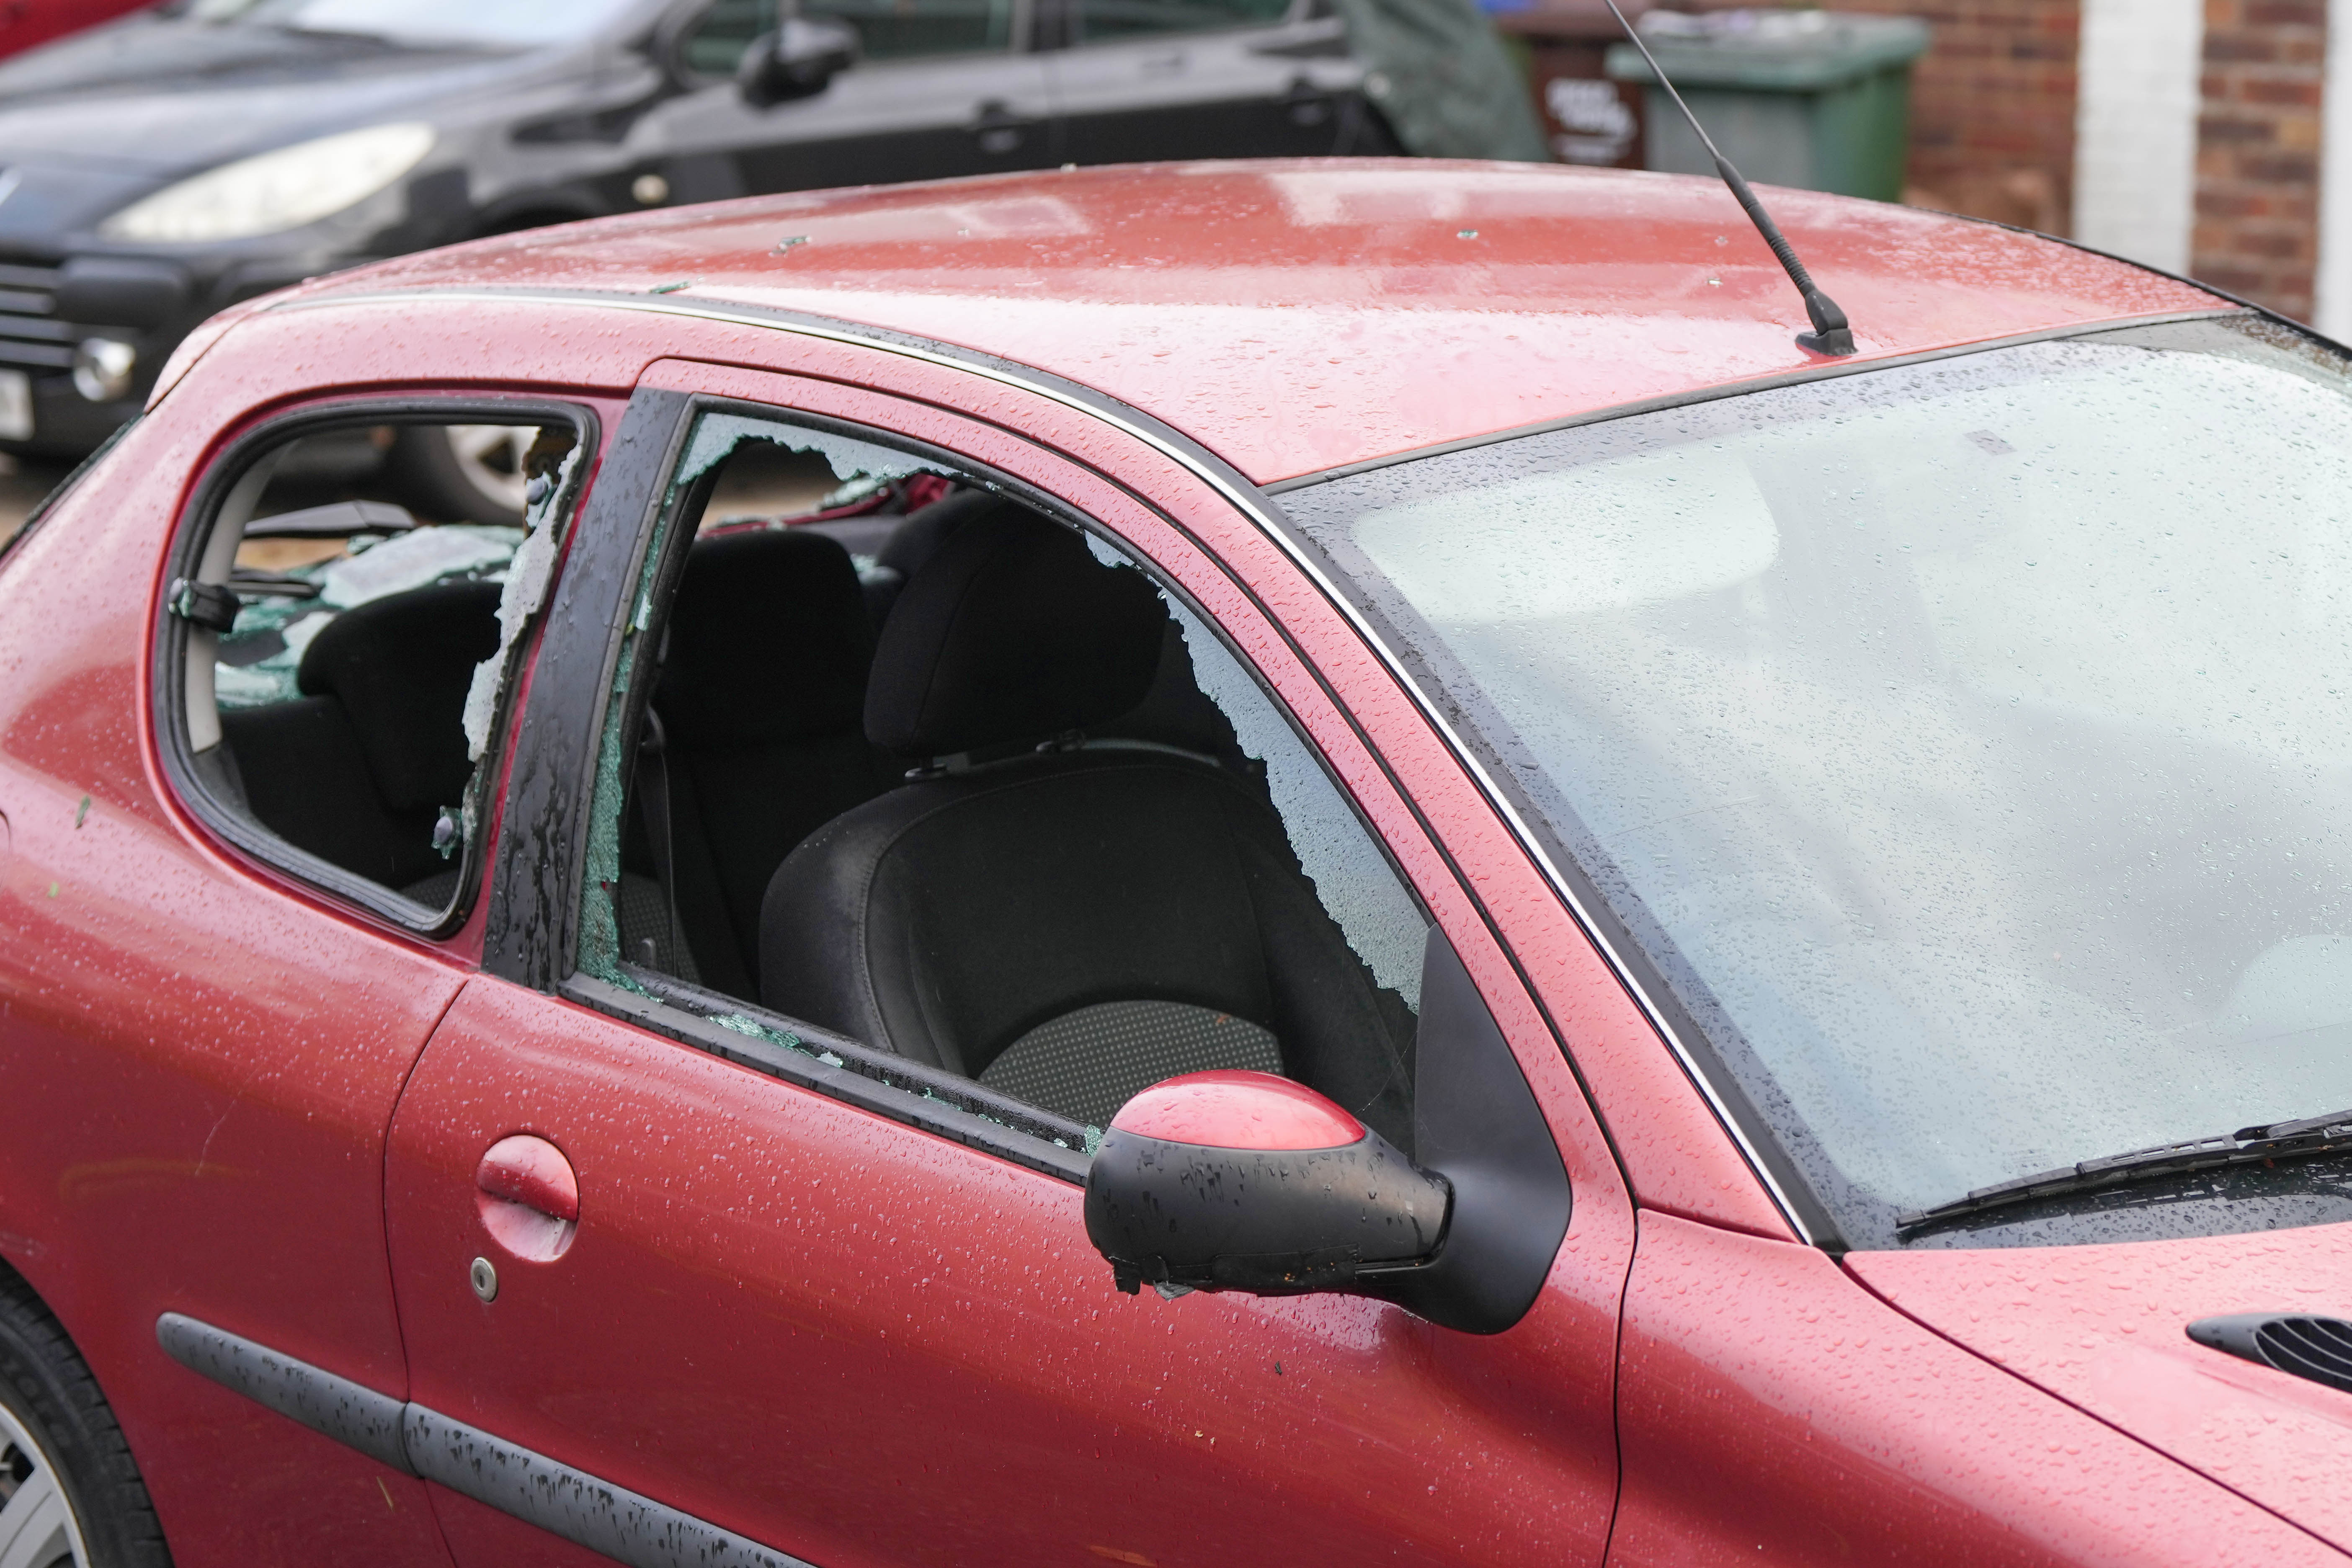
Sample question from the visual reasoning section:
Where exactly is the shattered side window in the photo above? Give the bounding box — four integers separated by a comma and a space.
569, 404, 1429, 1159
173, 415, 588, 921
572, 410, 952, 994
1163, 585, 1427, 1011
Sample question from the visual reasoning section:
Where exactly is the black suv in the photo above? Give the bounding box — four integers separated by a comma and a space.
0, 0, 1459, 480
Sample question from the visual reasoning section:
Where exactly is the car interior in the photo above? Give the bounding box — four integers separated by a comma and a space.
614, 421, 1427, 1141
178, 412, 1425, 1145
177, 416, 567, 913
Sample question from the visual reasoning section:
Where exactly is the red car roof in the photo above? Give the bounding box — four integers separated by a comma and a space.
337, 159, 2223, 485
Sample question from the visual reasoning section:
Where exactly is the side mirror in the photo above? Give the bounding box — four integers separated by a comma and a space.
736, 18, 859, 108
1084, 1071, 1451, 1297
1083, 930, 1573, 1334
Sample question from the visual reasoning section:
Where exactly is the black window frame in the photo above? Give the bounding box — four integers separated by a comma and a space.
152, 394, 601, 941
491, 387, 1439, 1184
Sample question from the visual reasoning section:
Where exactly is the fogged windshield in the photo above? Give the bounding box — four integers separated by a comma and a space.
189, 0, 638, 46
1286, 315, 2352, 1243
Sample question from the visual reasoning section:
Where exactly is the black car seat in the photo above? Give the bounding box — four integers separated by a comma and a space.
857, 486, 1005, 632
877, 490, 1254, 769
220, 579, 500, 897
757, 506, 1417, 1142
649, 526, 897, 997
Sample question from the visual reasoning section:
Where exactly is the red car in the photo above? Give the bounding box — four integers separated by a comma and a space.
2, 158, 2349, 1568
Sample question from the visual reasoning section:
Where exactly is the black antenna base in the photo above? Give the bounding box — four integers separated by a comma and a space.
1797, 289, 1856, 357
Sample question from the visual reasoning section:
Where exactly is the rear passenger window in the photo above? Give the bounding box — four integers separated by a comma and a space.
574, 408, 1428, 1157
161, 409, 593, 928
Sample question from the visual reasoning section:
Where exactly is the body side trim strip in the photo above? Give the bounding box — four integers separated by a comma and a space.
156, 1314, 817, 1568
156, 1313, 412, 1476
401, 1405, 817, 1568
272, 283, 1820, 1238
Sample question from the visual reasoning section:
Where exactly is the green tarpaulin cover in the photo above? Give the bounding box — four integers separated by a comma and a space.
1333, 0, 1551, 162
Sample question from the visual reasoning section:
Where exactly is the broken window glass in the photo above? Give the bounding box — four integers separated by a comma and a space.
174, 415, 586, 920
576, 407, 1428, 1153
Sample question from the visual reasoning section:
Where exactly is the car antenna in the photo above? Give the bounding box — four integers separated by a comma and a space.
1605, 1, 1856, 356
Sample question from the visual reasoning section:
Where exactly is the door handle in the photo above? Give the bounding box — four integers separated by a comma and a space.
475, 1133, 579, 1263
970, 100, 1033, 155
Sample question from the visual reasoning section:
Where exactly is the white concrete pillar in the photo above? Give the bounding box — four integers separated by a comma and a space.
2073, 0, 2205, 273
2317, 0, 2352, 336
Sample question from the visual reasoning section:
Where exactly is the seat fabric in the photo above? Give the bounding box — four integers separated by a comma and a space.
650, 526, 896, 995
222, 578, 500, 892
759, 505, 1416, 1145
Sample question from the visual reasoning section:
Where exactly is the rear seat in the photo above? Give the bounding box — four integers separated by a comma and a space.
650, 527, 897, 996
221, 579, 501, 896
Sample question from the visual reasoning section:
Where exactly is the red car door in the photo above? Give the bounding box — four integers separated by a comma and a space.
378, 374, 1636, 1567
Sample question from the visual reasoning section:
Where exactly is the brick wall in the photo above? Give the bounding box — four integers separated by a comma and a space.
1679, 0, 2082, 230
2194, 0, 2328, 318
1834, 0, 2081, 232
1526, 0, 2337, 321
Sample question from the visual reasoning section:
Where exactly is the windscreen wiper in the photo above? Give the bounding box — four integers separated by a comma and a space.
1898, 1108, 2352, 1231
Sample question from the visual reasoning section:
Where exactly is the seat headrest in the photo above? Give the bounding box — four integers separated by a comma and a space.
297, 578, 502, 810
866, 505, 1166, 758
876, 487, 998, 580
658, 527, 873, 748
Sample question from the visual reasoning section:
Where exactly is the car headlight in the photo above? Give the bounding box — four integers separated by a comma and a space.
100, 124, 436, 244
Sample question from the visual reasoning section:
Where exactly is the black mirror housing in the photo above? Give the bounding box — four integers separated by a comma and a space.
1084, 1074, 1451, 1297
736, 18, 859, 109
1082, 929, 1573, 1335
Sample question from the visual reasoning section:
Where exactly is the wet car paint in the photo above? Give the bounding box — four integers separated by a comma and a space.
1850, 1225, 2352, 1552
0, 404, 463, 1561
0, 160, 2335, 1564
1615, 1214, 2334, 1564
336, 160, 2225, 484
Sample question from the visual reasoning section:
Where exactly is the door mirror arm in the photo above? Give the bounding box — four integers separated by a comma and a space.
737, 18, 861, 108
1083, 928, 1573, 1335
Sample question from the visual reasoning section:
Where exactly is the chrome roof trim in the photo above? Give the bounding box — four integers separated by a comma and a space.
278, 282, 1819, 1242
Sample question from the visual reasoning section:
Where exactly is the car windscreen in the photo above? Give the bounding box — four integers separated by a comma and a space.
1281, 313, 2352, 1248
191, 0, 640, 47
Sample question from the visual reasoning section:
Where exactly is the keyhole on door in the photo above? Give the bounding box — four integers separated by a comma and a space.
470, 1256, 499, 1303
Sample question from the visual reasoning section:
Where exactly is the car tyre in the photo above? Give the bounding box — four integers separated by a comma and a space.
0, 1270, 170, 1568
386, 424, 533, 526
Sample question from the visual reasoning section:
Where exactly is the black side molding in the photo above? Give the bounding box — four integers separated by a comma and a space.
156, 1314, 819, 1568
157, 1313, 411, 1475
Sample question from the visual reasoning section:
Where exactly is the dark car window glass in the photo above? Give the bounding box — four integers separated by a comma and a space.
1073, 0, 1289, 41
1283, 314, 2352, 1248
681, 0, 1010, 72
576, 410, 1426, 1153
678, 0, 774, 75
173, 418, 583, 923
808, 0, 1015, 57
197, 0, 640, 47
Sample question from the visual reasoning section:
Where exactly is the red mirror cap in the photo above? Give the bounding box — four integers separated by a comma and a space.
1109, 1070, 1365, 1152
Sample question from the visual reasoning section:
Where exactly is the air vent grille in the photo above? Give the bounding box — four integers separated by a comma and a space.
2187, 1313, 2352, 1393
0, 258, 72, 371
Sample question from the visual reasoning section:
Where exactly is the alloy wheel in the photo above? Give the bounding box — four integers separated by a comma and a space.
443, 423, 535, 516
0, 1399, 88, 1568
